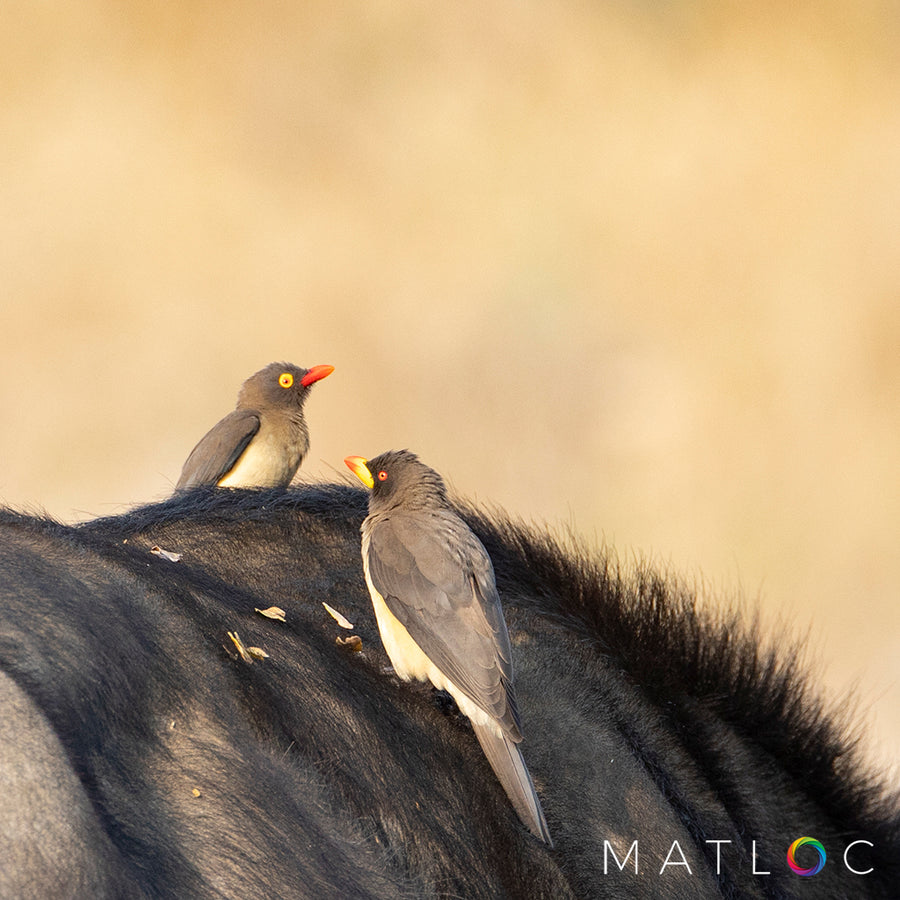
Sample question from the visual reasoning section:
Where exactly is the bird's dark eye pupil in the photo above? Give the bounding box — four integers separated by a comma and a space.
377, 470, 388, 481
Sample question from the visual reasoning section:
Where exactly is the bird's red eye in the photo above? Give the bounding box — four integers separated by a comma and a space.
377, 470, 388, 481
278, 373, 293, 388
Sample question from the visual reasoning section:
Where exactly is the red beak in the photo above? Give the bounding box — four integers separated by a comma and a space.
300, 364, 335, 387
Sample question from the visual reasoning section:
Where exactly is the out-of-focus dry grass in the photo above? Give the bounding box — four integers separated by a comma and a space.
1, 2, 898, 776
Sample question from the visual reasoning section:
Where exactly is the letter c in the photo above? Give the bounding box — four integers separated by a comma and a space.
843, 840, 874, 875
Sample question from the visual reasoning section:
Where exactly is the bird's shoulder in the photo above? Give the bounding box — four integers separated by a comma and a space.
368, 506, 485, 562
365, 508, 497, 604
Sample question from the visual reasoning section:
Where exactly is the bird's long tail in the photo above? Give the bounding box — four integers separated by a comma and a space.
471, 722, 552, 845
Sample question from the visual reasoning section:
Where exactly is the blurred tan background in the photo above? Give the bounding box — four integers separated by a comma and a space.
1, 2, 897, 777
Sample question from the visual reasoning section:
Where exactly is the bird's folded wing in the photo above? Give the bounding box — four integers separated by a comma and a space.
176, 410, 261, 489
366, 515, 520, 735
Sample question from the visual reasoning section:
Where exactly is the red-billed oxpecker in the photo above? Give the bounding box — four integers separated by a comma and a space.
344, 449, 552, 844
176, 362, 333, 490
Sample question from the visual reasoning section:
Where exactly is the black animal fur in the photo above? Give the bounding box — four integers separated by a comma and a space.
0, 484, 896, 899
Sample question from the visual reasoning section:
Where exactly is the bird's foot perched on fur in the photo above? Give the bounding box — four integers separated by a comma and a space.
430, 687, 460, 718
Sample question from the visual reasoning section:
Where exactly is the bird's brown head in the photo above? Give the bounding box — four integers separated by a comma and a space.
344, 449, 448, 510
238, 361, 334, 411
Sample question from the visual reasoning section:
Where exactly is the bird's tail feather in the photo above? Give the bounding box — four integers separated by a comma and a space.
471, 723, 552, 845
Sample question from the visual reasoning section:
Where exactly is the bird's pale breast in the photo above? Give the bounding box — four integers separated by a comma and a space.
217, 425, 303, 488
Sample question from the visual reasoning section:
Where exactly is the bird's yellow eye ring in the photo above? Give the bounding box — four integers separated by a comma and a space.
377, 470, 388, 481
278, 372, 293, 389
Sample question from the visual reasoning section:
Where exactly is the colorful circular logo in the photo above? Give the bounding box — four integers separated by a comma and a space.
787, 837, 826, 876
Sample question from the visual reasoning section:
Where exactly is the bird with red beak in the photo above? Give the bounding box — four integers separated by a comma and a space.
344, 449, 552, 844
176, 361, 334, 490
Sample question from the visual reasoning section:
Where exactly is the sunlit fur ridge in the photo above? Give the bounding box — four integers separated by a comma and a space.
461, 503, 900, 866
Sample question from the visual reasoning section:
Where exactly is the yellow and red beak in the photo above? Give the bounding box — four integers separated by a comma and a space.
300, 364, 335, 387
344, 455, 374, 489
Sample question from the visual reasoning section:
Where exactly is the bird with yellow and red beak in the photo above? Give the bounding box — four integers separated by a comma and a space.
176, 361, 334, 490
344, 449, 552, 844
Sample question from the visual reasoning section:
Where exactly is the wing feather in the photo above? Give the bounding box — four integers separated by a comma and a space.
176, 410, 260, 489
365, 511, 521, 738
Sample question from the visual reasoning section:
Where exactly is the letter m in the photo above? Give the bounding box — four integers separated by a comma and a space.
604, 839, 639, 874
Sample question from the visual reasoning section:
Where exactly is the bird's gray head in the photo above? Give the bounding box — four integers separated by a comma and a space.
345, 449, 449, 511
237, 361, 334, 412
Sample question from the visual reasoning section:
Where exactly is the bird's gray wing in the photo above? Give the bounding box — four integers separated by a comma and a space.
175, 410, 260, 489
366, 511, 521, 738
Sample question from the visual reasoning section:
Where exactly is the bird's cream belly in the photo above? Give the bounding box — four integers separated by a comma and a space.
217, 431, 299, 488
368, 585, 498, 733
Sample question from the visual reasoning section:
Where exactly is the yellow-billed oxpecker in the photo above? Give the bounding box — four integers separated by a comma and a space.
344, 449, 552, 844
176, 361, 333, 490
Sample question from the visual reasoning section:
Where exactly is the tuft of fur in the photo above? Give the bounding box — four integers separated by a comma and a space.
462, 502, 900, 888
